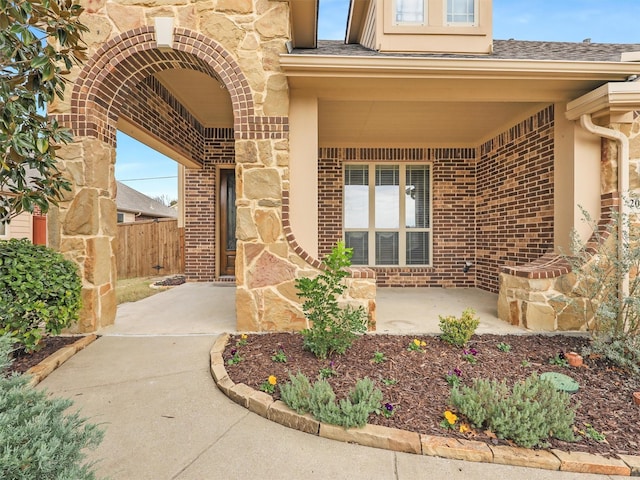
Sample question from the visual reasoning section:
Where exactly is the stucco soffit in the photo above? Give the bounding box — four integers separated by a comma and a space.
566, 81, 640, 120
280, 55, 640, 81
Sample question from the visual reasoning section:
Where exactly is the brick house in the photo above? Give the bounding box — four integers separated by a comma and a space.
48, 0, 640, 332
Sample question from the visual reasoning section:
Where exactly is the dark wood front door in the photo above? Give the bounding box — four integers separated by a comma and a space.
219, 168, 236, 276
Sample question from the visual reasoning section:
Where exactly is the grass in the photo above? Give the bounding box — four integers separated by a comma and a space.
115, 277, 165, 305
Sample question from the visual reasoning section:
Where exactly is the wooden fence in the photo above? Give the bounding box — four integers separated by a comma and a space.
116, 218, 184, 279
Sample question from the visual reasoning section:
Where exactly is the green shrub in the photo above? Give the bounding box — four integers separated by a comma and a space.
438, 308, 479, 347
0, 239, 82, 352
296, 241, 368, 359
280, 372, 383, 428
450, 373, 577, 448
0, 335, 104, 479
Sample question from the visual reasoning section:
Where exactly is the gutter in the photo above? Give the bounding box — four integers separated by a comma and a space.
578, 114, 630, 320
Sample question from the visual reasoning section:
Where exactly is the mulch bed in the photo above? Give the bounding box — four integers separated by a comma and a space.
7, 336, 79, 375
224, 333, 640, 458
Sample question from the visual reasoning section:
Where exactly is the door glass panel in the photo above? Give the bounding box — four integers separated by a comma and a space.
344, 165, 369, 229
226, 171, 236, 250
375, 166, 399, 229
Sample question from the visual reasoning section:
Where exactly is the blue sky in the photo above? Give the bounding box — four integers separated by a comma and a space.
116, 0, 640, 200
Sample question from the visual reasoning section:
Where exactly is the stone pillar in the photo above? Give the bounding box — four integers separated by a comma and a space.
49, 138, 117, 332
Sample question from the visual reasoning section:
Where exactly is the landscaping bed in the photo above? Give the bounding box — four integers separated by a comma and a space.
224, 332, 640, 458
8, 336, 79, 375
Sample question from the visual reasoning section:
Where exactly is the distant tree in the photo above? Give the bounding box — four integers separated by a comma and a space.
153, 194, 177, 207
0, 0, 88, 223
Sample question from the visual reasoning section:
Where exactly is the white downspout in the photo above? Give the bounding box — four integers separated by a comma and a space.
579, 114, 630, 320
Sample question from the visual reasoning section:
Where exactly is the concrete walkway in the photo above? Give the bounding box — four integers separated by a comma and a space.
37, 284, 613, 479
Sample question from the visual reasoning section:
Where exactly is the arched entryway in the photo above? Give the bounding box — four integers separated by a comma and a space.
48, 27, 274, 331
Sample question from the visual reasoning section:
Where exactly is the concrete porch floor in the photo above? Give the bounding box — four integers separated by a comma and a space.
101, 283, 524, 336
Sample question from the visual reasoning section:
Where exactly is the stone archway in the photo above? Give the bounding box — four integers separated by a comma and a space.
48, 14, 374, 334
48, 26, 281, 331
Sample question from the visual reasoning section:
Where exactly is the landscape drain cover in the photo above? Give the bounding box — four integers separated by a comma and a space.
540, 372, 579, 393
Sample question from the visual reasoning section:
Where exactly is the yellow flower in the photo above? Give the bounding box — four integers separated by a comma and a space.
420, 341, 426, 347
444, 410, 458, 425
413, 339, 421, 346
268, 375, 277, 385
459, 423, 470, 433
241, 334, 247, 339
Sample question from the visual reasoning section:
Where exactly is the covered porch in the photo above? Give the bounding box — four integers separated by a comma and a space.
102, 283, 524, 336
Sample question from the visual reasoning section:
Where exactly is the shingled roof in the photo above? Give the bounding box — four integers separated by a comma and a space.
292, 39, 640, 62
116, 181, 177, 219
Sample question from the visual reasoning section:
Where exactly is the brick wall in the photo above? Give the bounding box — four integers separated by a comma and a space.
184, 128, 235, 281
477, 105, 555, 293
319, 106, 555, 291
318, 147, 476, 287
120, 77, 205, 163
119, 75, 236, 281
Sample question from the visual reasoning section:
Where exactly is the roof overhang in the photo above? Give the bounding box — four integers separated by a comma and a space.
289, 0, 319, 49
281, 54, 640, 146
566, 80, 640, 121
346, 0, 370, 45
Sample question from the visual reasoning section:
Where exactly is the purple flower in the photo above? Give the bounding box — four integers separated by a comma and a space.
453, 368, 462, 377
385, 403, 394, 412
463, 348, 478, 356
230, 348, 237, 355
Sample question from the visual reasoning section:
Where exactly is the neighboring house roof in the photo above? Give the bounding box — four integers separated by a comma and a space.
293, 39, 640, 62
115, 181, 177, 219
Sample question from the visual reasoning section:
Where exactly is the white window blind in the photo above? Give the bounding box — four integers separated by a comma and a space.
396, 0, 425, 23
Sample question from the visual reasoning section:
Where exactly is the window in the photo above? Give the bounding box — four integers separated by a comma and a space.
117, 212, 124, 223
395, 0, 425, 24
446, 0, 475, 24
0, 221, 7, 237
344, 164, 431, 266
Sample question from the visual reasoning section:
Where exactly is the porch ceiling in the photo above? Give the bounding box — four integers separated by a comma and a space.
154, 69, 234, 128
318, 99, 545, 146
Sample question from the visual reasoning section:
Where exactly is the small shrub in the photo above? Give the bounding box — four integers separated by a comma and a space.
372, 351, 386, 364
0, 239, 82, 352
0, 335, 104, 479
549, 352, 569, 367
280, 373, 383, 428
296, 241, 368, 359
496, 342, 511, 353
450, 373, 577, 448
439, 308, 480, 348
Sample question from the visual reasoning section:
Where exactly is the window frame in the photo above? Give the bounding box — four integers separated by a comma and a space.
0, 220, 7, 238
444, 0, 477, 26
343, 162, 433, 267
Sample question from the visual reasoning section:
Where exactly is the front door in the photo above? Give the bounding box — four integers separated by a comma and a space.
219, 168, 236, 276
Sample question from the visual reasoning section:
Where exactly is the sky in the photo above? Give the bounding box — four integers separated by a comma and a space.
115, 0, 640, 201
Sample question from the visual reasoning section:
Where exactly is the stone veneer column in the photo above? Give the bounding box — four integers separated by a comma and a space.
48, 139, 117, 332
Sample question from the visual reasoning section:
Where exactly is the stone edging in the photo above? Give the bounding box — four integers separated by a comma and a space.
209, 333, 640, 477
25, 335, 98, 387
